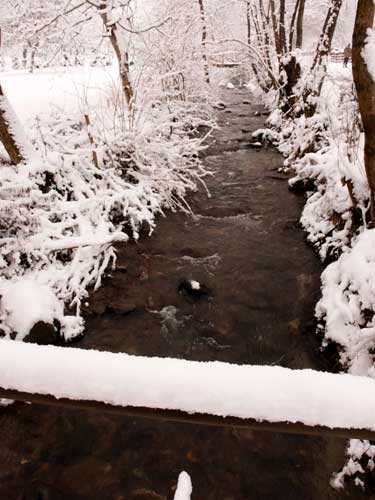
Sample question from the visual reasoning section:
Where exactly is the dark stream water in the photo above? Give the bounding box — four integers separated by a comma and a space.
0, 88, 369, 500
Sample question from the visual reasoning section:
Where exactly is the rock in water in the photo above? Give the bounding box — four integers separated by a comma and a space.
213, 101, 226, 110
178, 279, 210, 299
24, 320, 61, 345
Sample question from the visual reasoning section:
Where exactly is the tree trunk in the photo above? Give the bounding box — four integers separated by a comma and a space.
198, 0, 210, 84
279, 0, 287, 54
296, 0, 305, 48
311, 0, 343, 72
0, 84, 27, 165
246, 0, 251, 46
269, 0, 279, 54
280, 56, 301, 112
280, 0, 304, 112
302, 0, 343, 118
288, 0, 301, 51
352, 0, 375, 223
99, 3, 133, 112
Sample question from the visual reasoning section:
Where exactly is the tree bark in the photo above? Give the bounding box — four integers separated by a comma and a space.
198, 0, 210, 84
0, 84, 26, 165
352, 0, 375, 223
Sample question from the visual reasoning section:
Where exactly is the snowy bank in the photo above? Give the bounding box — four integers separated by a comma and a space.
2, 340, 375, 432
258, 61, 375, 485
0, 67, 213, 342
317, 229, 375, 376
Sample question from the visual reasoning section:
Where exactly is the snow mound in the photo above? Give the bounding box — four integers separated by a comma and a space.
0, 278, 83, 341
317, 229, 375, 376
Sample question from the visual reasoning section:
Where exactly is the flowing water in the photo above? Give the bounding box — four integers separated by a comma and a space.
0, 87, 368, 500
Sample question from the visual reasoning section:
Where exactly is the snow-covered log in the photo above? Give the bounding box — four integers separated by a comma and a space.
2, 340, 375, 439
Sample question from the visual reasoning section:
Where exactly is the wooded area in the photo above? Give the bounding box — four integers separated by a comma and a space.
0, 0, 375, 498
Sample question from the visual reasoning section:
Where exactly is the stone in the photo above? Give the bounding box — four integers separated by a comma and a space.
178, 279, 210, 299
288, 178, 316, 193
24, 320, 61, 345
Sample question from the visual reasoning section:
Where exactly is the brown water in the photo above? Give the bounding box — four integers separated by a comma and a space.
0, 87, 368, 500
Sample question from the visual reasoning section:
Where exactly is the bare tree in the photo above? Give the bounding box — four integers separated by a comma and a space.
352, 0, 375, 223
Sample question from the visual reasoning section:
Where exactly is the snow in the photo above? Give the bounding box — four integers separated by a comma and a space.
174, 472, 192, 500
0, 85, 38, 163
3, 340, 375, 432
363, 29, 375, 83
331, 438, 375, 488
106, 7, 123, 26
277, 62, 368, 262
0, 278, 84, 341
189, 280, 200, 290
0, 278, 63, 340
0, 66, 117, 122
0, 398, 14, 407
316, 229, 375, 376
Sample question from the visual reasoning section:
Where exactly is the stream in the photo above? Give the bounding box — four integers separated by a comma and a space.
0, 86, 368, 500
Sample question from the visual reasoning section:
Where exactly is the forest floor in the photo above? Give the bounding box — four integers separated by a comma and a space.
0, 85, 369, 500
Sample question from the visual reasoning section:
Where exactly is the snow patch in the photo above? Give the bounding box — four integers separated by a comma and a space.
0, 278, 62, 340
174, 472, 192, 500
189, 280, 200, 290
0, 278, 84, 341
363, 29, 375, 83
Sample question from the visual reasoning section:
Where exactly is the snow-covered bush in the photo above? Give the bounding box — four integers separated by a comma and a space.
0, 0, 226, 343
0, 63, 214, 342
316, 229, 375, 375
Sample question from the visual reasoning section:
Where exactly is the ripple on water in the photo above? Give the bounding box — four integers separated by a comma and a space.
193, 212, 263, 230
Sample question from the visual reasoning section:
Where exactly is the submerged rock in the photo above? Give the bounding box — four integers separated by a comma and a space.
247, 142, 262, 149
214, 101, 226, 110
